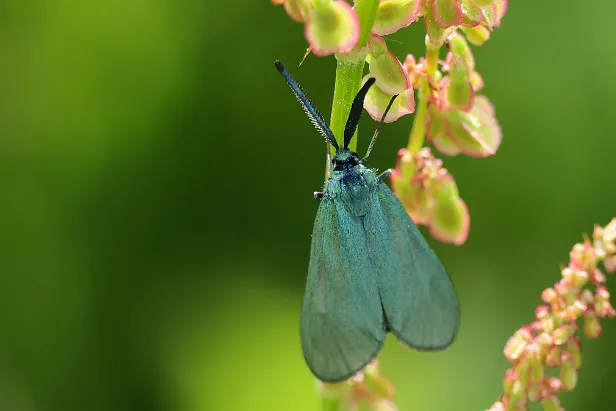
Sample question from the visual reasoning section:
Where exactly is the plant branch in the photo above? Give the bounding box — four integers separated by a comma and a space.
407, 39, 440, 154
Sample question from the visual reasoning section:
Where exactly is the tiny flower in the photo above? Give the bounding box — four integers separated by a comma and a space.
428, 0, 508, 29
569, 240, 597, 270
583, 312, 602, 338
362, 360, 396, 400
363, 44, 415, 122
526, 345, 544, 384
541, 287, 557, 303
431, 0, 463, 29
424, 6, 455, 45
440, 54, 474, 111
427, 95, 502, 157
545, 346, 561, 367
567, 338, 582, 369
559, 362, 578, 391
368, 34, 389, 59
605, 256, 616, 272
541, 394, 562, 411
504, 327, 531, 362
460, 25, 491, 45
446, 31, 475, 69
373, 0, 425, 36
429, 174, 470, 244
283, 0, 312, 22
370, 50, 411, 94
552, 324, 575, 345
502, 369, 517, 396
305, 1, 360, 56
391, 148, 469, 244
364, 76, 416, 122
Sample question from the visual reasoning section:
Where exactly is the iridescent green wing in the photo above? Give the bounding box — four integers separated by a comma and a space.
365, 183, 460, 350
301, 198, 385, 383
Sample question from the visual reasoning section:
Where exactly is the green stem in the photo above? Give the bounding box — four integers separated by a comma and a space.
325, 0, 379, 178
407, 40, 441, 154
329, 57, 366, 154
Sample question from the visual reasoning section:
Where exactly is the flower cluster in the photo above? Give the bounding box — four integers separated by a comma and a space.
488, 219, 616, 411
273, 0, 507, 245
391, 147, 469, 244
272, 0, 507, 55
318, 361, 398, 411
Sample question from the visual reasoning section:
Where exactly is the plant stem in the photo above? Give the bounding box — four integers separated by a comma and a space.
407, 39, 441, 154
329, 58, 366, 154
325, 0, 379, 178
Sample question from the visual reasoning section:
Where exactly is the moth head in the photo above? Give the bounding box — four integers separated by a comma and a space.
332, 149, 360, 171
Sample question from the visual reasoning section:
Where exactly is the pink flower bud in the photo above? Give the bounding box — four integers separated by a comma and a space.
546, 377, 562, 394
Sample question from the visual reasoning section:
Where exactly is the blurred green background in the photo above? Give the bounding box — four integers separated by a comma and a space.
1, 1, 616, 410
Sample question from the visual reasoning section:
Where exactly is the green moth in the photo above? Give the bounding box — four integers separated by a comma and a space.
275, 60, 460, 383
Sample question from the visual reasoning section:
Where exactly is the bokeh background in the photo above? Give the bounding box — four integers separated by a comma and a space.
1, 1, 616, 410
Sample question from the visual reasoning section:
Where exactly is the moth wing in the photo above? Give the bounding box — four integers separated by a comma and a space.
365, 183, 460, 350
301, 198, 385, 383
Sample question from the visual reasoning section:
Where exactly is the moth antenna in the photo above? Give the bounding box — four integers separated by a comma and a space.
362, 94, 398, 163
343, 78, 376, 149
274, 60, 339, 150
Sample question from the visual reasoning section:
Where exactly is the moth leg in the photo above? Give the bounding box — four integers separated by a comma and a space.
314, 191, 324, 200
378, 169, 392, 182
